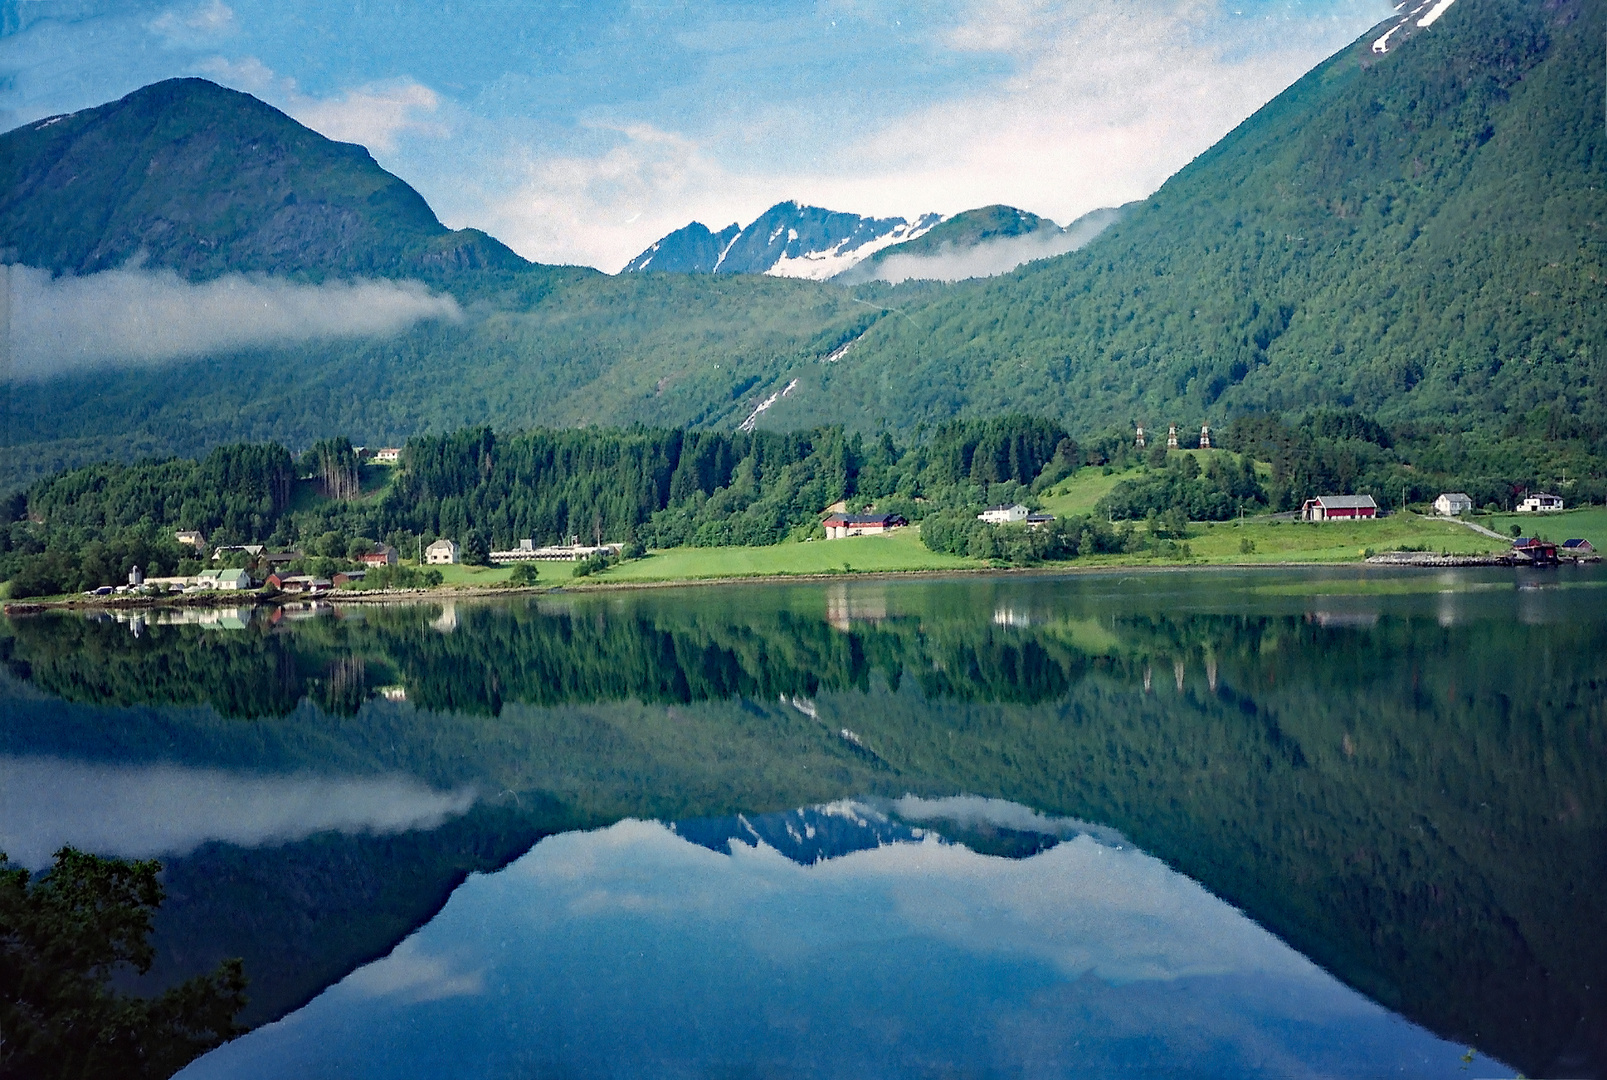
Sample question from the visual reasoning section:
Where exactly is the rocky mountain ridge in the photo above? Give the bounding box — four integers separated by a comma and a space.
625, 200, 941, 279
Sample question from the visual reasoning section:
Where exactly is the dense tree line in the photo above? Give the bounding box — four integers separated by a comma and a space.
5, 402, 1603, 596
919, 512, 1120, 564
1096, 449, 1267, 521
0, 444, 296, 597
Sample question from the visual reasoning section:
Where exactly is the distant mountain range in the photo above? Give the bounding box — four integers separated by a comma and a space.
670, 799, 1071, 865
624, 200, 1130, 283
624, 201, 942, 279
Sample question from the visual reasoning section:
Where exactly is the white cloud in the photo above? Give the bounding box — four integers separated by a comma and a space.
8, 265, 462, 379
195, 56, 448, 154
0, 754, 478, 869
193, 53, 279, 96
473, 0, 1390, 270
149, 0, 237, 44
292, 80, 449, 154
846, 206, 1125, 283
477, 123, 776, 271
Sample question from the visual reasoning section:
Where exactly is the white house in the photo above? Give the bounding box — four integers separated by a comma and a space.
1433, 493, 1473, 517
425, 538, 460, 564
174, 530, 205, 548
1517, 493, 1564, 513
490, 539, 622, 561
372, 448, 403, 464
214, 568, 252, 590
979, 504, 1029, 525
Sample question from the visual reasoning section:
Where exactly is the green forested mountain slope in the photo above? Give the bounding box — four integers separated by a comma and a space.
775, 0, 1605, 456
0, 78, 525, 280
0, 271, 871, 490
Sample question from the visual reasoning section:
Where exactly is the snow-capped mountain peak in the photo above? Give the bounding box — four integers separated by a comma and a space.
624, 201, 942, 279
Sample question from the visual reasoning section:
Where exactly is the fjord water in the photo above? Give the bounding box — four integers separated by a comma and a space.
2, 568, 1602, 1077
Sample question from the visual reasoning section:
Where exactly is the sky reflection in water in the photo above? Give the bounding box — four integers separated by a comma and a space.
182, 800, 1480, 1079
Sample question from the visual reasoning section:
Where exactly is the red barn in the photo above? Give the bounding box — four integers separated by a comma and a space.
822, 513, 907, 539
1301, 495, 1379, 522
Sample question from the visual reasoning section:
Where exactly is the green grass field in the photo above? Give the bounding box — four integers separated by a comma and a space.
1037, 466, 1136, 518
1479, 506, 1605, 549
1123, 512, 1507, 566
577, 529, 979, 584
0, 508, 1540, 606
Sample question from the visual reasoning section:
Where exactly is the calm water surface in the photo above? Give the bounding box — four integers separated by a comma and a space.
2, 566, 1602, 1077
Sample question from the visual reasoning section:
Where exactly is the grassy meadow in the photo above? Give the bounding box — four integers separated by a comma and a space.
586, 529, 978, 584
1479, 506, 1606, 549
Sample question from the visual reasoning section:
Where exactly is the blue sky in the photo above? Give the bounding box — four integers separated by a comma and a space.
1, 0, 1392, 270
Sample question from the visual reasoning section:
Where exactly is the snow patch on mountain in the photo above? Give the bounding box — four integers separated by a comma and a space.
764, 214, 942, 281
1371, 0, 1456, 53
1416, 0, 1457, 27
737, 378, 798, 432
625, 202, 941, 279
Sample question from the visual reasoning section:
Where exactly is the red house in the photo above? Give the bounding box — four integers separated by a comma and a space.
1301, 495, 1378, 522
1511, 538, 1559, 565
357, 545, 398, 566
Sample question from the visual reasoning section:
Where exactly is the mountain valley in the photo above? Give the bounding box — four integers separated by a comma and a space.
0, 0, 1601, 497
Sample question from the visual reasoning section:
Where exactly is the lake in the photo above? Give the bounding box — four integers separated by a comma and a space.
2, 566, 1602, 1077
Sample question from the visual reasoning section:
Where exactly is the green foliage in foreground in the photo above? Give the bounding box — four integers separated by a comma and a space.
0, 847, 247, 1079
349, 564, 444, 591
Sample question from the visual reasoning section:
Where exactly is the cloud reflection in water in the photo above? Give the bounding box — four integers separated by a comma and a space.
0, 755, 476, 868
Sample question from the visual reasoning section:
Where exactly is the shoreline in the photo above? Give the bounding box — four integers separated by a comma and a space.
5, 554, 1579, 617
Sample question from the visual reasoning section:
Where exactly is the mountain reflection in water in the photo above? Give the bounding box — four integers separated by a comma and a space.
180, 800, 1479, 1080
0, 566, 1602, 1076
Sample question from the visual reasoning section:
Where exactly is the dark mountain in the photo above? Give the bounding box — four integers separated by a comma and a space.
837, 202, 1131, 283
624, 200, 941, 279
0, 78, 526, 280
622, 220, 740, 272
852, 204, 1057, 264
